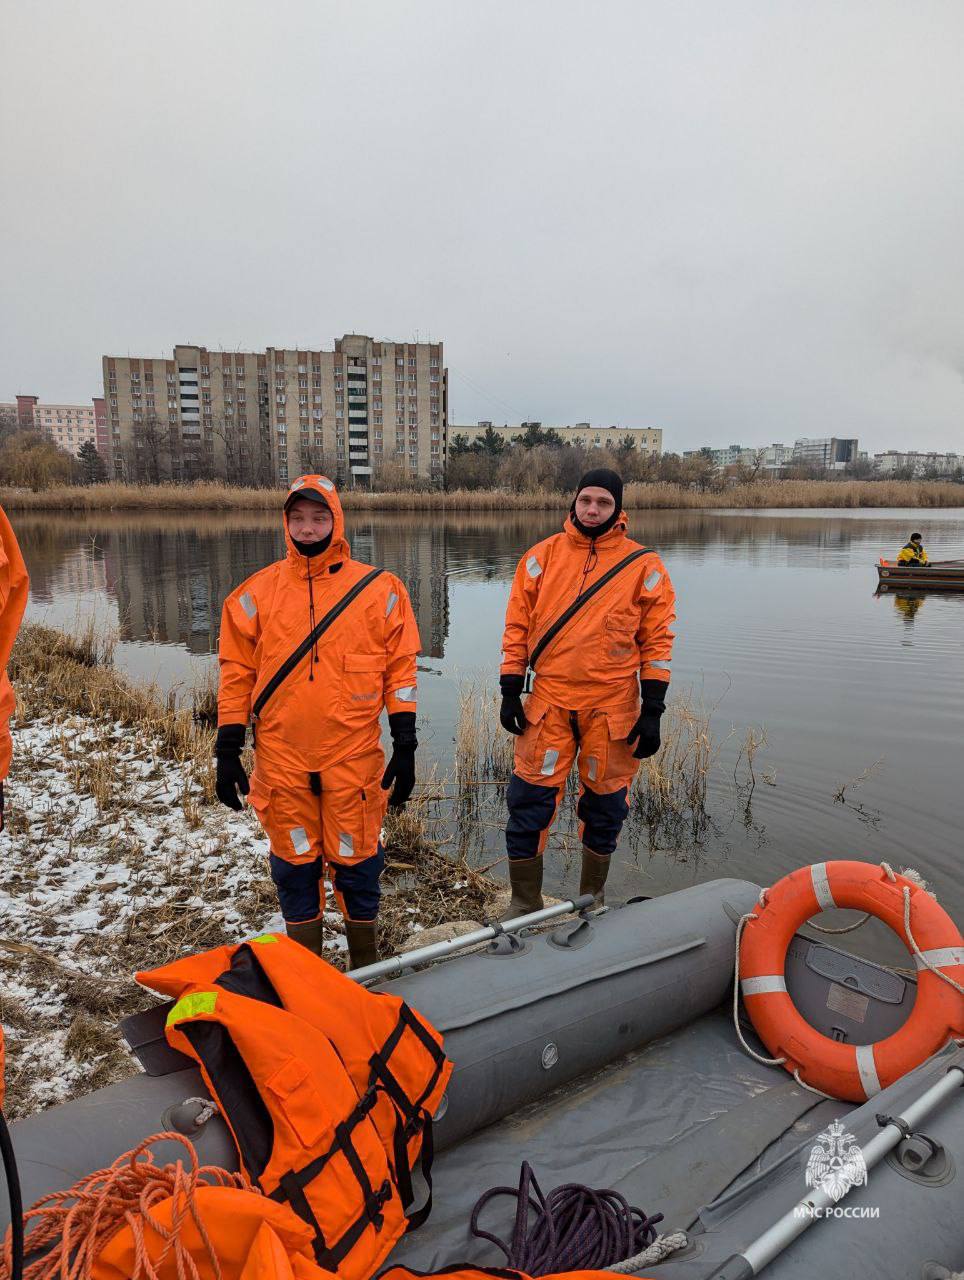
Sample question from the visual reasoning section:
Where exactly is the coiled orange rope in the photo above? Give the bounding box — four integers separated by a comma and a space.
0, 1132, 253, 1280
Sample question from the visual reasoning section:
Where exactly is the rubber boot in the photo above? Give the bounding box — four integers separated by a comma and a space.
286, 916, 325, 957
579, 846, 611, 909
500, 855, 545, 921
344, 919, 379, 970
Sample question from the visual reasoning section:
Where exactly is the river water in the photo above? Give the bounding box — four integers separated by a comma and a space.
15, 506, 964, 958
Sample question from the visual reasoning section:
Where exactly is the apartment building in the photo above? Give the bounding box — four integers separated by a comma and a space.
3, 393, 105, 459
683, 443, 794, 473
874, 450, 963, 476
103, 335, 447, 486
792, 437, 859, 470
452, 421, 663, 454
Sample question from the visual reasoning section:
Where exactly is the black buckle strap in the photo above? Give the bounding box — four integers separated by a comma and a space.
268, 1088, 379, 1204
527, 547, 651, 671
252, 567, 384, 721
368, 1003, 448, 1127
402, 1110, 436, 1235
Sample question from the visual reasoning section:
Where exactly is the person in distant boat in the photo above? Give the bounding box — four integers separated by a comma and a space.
497, 469, 676, 916
215, 475, 421, 968
0, 505, 29, 834
897, 533, 928, 566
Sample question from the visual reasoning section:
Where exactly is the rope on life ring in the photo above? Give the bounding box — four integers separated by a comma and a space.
733, 860, 964, 1102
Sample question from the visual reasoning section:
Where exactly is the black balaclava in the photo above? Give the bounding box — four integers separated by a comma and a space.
285, 490, 333, 558
570, 468, 624, 540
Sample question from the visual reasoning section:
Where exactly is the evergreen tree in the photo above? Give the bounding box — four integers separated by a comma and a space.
78, 440, 107, 484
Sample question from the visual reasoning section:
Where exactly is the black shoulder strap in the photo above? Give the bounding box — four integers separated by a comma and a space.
528, 547, 652, 672
252, 567, 384, 721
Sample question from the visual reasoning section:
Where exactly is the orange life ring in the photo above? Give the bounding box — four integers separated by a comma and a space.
740, 860, 964, 1101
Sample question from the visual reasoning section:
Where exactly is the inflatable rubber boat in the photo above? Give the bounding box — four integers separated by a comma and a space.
4, 875, 964, 1278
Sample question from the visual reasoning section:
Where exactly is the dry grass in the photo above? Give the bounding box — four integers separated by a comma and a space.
631, 691, 723, 848
448, 677, 729, 856
3, 477, 962, 511
11, 621, 218, 821
3, 622, 509, 1117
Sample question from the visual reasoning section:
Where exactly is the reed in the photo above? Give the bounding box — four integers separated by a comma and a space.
3, 477, 962, 512
449, 677, 726, 855
10, 621, 218, 822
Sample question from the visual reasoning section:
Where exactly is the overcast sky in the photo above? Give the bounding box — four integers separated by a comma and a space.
3, 1, 964, 453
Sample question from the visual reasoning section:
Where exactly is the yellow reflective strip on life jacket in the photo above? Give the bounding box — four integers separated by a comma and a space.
166, 990, 218, 1027
251, 934, 279, 945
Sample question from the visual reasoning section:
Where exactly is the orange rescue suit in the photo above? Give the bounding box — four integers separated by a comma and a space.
217, 476, 420, 917
139, 934, 451, 1280
500, 511, 674, 706
500, 512, 675, 859
0, 505, 29, 791
218, 475, 420, 780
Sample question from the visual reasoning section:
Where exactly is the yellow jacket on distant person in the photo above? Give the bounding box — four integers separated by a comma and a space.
897, 541, 928, 566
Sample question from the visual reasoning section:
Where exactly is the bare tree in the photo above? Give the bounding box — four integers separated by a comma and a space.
734, 448, 766, 483
133, 414, 173, 483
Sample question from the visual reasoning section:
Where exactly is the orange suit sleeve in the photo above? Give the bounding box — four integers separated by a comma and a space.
218, 583, 261, 727
0, 506, 29, 782
383, 578, 421, 717
500, 544, 547, 678
635, 554, 676, 685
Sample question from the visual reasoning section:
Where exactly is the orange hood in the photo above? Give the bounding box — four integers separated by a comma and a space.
283, 474, 350, 577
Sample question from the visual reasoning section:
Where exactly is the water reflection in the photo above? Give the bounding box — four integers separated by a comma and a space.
890, 591, 926, 627
12, 505, 964, 952
17, 511, 457, 658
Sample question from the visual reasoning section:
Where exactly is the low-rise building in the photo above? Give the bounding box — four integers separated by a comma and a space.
682, 443, 793, 473
0, 394, 104, 459
874, 450, 963, 477
452, 421, 662, 455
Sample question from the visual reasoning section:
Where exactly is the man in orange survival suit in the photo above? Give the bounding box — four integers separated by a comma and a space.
215, 475, 420, 969
0, 505, 29, 835
499, 469, 675, 914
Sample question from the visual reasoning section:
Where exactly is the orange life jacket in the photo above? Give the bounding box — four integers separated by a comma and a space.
93, 1186, 334, 1280
138, 936, 452, 1280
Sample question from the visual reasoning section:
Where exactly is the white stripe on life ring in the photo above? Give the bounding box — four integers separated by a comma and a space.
913, 946, 964, 971
810, 862, 836, 911
741, 975, 787, 996
855, 1043, 881, 1097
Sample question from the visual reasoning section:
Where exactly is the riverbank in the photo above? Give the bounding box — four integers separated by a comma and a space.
3, 478, 963, 511
0, 622, 498, 1118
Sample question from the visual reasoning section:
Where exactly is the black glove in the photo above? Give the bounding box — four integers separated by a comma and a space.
627, 680, 668, 760
215, 723, 250, 811
382, 711, 417, 809
499, 673, 528, 736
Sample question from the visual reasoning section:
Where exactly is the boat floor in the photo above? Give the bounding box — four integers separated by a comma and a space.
388, 1007, 842, 1273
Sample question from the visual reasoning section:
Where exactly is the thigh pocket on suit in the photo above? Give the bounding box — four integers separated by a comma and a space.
516, 695, 551, 773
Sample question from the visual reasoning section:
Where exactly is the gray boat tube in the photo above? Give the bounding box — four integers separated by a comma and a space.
4, 877, 760, 1225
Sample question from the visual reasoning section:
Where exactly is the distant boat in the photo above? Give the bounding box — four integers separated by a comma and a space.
877, 558, 964, 590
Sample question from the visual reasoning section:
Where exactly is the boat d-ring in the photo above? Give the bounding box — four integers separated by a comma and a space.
162, 1096, 219, 1136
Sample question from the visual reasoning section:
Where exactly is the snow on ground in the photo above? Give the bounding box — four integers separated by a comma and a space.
0, 713, 346, 1118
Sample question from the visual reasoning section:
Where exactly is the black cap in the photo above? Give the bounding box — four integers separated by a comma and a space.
285, 488, 331, 514
910, 532, 922, 542
575, 468, 623, 512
